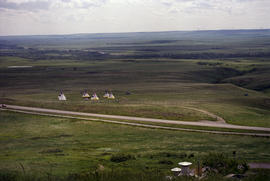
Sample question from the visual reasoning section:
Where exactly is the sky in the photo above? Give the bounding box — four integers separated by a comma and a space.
0, 0, 270, 36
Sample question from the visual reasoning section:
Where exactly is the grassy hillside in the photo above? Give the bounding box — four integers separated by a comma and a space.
0, 30, 270, 127
1, 29, 270, 180
0, 111, 269, 177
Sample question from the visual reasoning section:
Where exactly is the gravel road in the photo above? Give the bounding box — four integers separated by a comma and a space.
4, 104, 270, 132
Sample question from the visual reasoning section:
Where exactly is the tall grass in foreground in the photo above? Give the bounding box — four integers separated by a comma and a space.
0, 153, 268, 181
0, 169, 270, 181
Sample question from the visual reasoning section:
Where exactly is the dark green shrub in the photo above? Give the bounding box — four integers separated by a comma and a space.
202, 153, 248, 175
243, 169, 270, 181
188, 153, 194, 158
110, 153, 135, 163
158, 160, 173, 165
157, 152, 187, 159
0, 169, 18, 181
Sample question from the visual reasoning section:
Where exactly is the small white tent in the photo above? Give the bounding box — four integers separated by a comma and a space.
103, 92, 109, 98
58, 93, 66, 101
108, 92, 115, 99
82, 92, 90, 98
91, 93, 99, 101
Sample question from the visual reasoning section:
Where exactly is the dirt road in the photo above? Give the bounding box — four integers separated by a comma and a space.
183, 106, 226, 124
2, 104, 270, 133
2, 108, 270, 137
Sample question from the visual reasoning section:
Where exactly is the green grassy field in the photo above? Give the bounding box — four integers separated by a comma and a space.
0, 111, 270, 177
1, 31, 270, 127
0, 59, 269, 127
1, 30, 270, 180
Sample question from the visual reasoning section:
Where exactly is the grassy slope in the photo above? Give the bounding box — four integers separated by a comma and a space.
1, 111, 270, 176
1, 59, 270, 126
0, 30, 270, 127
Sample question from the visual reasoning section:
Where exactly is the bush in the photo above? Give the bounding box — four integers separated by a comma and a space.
158, 160, 173, 165
188, 153, 194, 158
0, 169, 18, 181
110, 153, 135, 163
156, 152, 187, 159
243, 170, 270, 181
202, 153, 248, 175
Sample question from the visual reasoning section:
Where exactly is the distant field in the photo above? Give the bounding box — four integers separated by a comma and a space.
0, 57, 270, 127
0, 32, 270, 127
0, 111, 269, 176
1, 30, 270, 127
1, 30, 270, 180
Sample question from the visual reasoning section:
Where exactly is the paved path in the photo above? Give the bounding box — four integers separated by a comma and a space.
2, 104, 270, 133
2, 108, 270, 137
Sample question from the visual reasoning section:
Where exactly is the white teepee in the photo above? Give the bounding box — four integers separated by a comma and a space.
82, 92, 90, 98
91, 93, 99, 101
58, 93, 66, 101
103, 92, 109, 98
108, 92, 115, 99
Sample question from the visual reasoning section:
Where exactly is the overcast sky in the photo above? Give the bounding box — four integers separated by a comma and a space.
0, 0, 269, 36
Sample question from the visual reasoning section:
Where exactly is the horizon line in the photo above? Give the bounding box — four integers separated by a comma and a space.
1, 28, 270, 37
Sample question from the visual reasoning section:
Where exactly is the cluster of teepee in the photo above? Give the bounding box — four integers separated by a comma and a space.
58, 91, 115, 101
103, 91, 115, 99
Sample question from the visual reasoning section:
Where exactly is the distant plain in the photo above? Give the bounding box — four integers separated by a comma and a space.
1, 30, 270, 179
1, 30, 270, 127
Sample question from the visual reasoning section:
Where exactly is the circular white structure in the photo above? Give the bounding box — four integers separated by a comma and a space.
171, 167, 181, 172
171, 167, 181, 176
178, 162, 192, 166
178, 162, 192, 176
